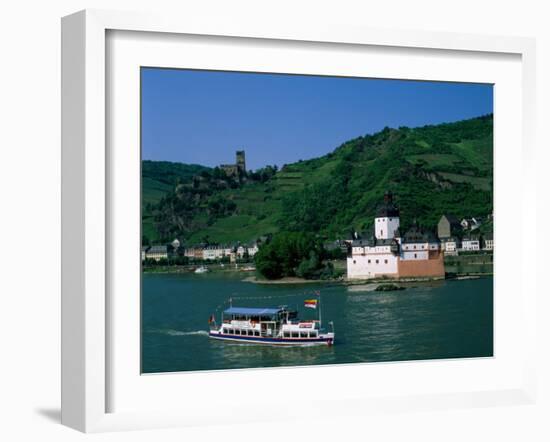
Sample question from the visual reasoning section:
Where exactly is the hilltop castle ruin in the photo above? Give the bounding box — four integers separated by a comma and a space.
220, 150, 246, 177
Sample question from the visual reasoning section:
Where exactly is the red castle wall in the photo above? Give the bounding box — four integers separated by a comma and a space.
397, 251, 445, 278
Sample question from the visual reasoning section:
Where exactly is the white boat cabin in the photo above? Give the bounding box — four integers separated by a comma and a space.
219, 307, 321, 339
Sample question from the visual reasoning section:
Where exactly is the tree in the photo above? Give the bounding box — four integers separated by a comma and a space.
254, 232, 324, 280
296, 250, 322, 279
142, 235, 150, 246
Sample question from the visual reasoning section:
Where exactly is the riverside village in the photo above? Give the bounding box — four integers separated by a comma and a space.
142, 189, 493, 283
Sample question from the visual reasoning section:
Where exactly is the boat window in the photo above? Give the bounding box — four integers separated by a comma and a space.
283, 332, 290, 338
247, 330, 253, 336
227, 329, 233, 335
309, 331, 317, 338
300, 332, 308, 338
254, 331, 260, 336
291, 332, 299, 338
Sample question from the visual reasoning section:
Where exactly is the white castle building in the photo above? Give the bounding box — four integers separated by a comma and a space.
348, 192, 401, 278
347, 192, 444, 280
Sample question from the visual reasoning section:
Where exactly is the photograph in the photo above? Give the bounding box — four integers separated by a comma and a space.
140, 68, 494, 374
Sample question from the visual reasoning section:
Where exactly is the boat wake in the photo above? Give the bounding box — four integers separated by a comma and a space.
149, 328, 209, 337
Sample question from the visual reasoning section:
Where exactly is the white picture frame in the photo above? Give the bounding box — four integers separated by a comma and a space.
61, 9, 537, 433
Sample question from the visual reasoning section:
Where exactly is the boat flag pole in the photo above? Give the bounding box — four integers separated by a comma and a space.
317, 290, 322, 329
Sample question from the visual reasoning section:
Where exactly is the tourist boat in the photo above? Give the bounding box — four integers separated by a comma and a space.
195, 266, 209, 274
208, 298, 335, 346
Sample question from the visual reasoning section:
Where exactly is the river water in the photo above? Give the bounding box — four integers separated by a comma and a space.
142, 273, 493, 373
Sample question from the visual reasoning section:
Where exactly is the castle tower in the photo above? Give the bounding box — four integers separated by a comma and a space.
375, 191, 400, 240
236, 150, 246, 173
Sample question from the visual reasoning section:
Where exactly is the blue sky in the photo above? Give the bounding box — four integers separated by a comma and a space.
141, 68, 493, 170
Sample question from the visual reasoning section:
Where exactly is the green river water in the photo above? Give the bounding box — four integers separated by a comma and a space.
142, 273, 493, 373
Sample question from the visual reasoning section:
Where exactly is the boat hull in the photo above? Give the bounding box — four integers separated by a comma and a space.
209, 331, 334, 346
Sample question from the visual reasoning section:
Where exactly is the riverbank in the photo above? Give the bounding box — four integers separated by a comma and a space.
241, 276, 328, 284
444, 252, 493, 275
143, 255, 493, 282
144, 266, 490, 283
142, 263, 256, 274
243, 274, 475, 286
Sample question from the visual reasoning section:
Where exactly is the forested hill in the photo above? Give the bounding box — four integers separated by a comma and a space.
142, 161, 210, 239
142, 114, 493, 245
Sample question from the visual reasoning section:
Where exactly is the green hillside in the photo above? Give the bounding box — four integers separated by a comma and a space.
141, 161, 210, 241
143, 115, 493, 245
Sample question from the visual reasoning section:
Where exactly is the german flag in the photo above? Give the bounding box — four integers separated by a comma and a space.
304, 299, 318, 309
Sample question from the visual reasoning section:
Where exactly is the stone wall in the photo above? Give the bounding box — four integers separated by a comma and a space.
220, 164, 239, 177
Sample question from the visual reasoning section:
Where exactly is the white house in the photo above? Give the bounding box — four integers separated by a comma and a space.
236, 245, 247, 258
482, 233, 494, 251
247, 243, 259, 257
202, 245, 232, 260
461, 217, 481, 231
145, 245, 168, 261
203, 247, 218, 260
171, 238, 181, 250
399, 224, 439, 260
440, 237, 460, 256
461, 237, 480, 251
141, 246, 149, 261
